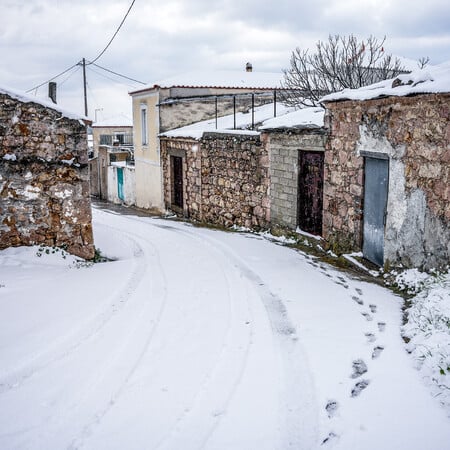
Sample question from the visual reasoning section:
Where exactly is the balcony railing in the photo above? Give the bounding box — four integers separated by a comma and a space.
99, 133, 133, 146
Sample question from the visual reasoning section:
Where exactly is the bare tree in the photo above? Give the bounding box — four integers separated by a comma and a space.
281, 35, 408, 107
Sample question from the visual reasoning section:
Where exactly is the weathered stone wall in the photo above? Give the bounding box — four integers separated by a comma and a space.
265, 130, 326, 230
201, 132, 269, 228
323, 93, 450, 269
160, 132, 270, 229
0, 93, 94, 259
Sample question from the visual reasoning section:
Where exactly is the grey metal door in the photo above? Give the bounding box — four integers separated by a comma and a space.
363, 157, 389, 266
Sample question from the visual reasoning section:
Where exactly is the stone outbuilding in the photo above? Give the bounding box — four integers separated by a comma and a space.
260, 108, 327, 235
159, 104, 327, 232
321, 62, 450, 269
0, 86, 95, 259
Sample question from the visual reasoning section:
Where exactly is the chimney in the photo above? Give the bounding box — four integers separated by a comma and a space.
246, 62, 252, 72
48, 82, 57, 104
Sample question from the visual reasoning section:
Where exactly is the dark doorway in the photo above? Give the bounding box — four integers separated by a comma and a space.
363, 157, 389, 266
297, 151, 324, 235
171, 155, 183, 209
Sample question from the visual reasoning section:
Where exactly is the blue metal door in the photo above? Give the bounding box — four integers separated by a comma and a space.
117, 168, 125, 201
363, 157, 389, 266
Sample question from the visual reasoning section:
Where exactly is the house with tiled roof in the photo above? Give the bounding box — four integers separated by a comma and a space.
129, 65, 283, 212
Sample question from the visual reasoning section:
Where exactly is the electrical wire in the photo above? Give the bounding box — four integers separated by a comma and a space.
88, 0, 136, 65
26, 62, 80, 93
90, 62, 145, 85
57, 64, 81, 87
87, 65, 138, 89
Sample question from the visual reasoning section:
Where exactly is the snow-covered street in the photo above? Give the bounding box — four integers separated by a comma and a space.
1, 207, 449, 450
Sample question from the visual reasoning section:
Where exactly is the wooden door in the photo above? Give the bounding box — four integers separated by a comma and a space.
171, 155, 183, 209
297, 151, 324, 235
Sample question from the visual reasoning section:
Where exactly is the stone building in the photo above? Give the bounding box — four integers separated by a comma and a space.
160, 133, 269, 228
0, 86, 95, 259
160, 105, 327, 232
129, 68, 283, 212
260, 108, 326, 235
321, 62, 450, 269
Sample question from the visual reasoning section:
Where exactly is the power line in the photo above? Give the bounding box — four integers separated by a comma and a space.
90, 62, 145, 85
87, 65, 139, 89
58, 64, 81, 87
88, 0, 136, 65
26, 62, 80, 93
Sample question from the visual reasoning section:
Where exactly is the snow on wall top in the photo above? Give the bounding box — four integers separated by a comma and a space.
131, 70, 284, 94
260, 107, 325, 130
160, 103, 293, 140
0, 84, 87, 121
321, 61, 450, 103
93, 113, 133, 128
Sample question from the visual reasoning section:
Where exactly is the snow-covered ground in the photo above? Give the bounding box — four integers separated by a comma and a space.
0, 207, 449, 450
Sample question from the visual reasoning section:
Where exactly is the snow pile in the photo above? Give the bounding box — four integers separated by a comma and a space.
0, 85, 87, 121
394, 268, 433, 294
133, 70, 283, 93
260, 107, 325, 130
93, 113, 132, 128
321, 61, 450, 102
2, 153, 17, 161
401, 270, 450, 414
161, 102, 293, 139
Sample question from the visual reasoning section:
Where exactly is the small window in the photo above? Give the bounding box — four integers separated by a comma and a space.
140, 104, 148, 146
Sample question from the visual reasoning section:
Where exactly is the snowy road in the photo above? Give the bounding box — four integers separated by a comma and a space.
0, 207, 449, 449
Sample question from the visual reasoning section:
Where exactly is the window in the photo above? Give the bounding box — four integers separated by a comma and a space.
140, 104, 148, 145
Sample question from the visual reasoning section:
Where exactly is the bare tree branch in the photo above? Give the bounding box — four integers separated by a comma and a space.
280, 35, 415, 108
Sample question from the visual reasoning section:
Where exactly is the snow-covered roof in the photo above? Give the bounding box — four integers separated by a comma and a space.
160, 103, 293, 140
321, 61, 450, 103
260, 107, 325, 130
131, 70, 283, 94
0, 85, 87, 121
93, 113, 133, 128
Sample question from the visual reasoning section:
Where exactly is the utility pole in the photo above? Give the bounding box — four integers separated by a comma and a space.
82, 58, 88, 117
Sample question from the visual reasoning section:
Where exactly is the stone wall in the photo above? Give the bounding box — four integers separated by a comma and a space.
0, 93, 94, 259
265, 130, 326, 230
323, 93, 450, 269
160, 132, 270, 228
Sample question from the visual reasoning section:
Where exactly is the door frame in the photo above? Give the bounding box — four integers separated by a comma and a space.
297, 149, 324, 236
170, 154, 184, 212
362, 152, 389, 266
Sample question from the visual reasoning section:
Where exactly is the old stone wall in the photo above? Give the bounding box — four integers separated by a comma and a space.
0, 93, 94, 259
265, 130, 326, 230
323, 93, 450, 269
161, 132, 270, 229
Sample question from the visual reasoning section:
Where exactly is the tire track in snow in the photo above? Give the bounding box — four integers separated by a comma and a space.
120, 218, 319, 449
152, 229, 254, 450
68, 223, 171, 450
0, 222, 146, 396
12, 218, 169, 450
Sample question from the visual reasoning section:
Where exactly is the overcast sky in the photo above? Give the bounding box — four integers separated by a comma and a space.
1, 0, 449, 120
